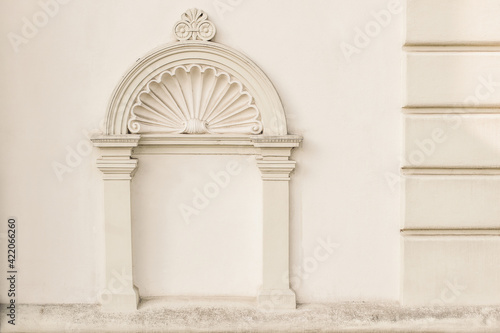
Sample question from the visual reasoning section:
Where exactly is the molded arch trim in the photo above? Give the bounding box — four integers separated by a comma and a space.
105, 41, 288, 136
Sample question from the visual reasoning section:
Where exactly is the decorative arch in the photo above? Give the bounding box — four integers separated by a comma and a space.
92, 8, 301, 312
105, 41, 288, 136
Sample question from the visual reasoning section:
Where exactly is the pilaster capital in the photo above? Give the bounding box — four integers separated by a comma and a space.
256, 160, 297, 181
91, 134, 141, 159
252, 135, 301, 180
96, 159, 138, 180
92, 135, 141, 180
252, 135, 302, 160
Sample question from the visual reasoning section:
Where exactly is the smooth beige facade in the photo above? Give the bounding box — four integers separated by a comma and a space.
1, 0, 500, 331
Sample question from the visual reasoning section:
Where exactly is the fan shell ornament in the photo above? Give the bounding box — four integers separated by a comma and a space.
128, 65, 264, 135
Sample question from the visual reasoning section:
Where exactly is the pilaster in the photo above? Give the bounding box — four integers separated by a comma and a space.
92, 135, 141, 311
252, 135, 302, 310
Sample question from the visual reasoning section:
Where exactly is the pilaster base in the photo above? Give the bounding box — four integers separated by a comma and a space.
257, 289, 296, 310
100, 285, 140, 312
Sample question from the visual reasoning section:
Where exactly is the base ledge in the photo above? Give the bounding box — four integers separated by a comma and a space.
258, 289, 296, 310
100, 285, 140, 312
2, 301, 500, 332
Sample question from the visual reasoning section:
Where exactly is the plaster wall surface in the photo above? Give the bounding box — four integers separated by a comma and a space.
1, 0, 401, 304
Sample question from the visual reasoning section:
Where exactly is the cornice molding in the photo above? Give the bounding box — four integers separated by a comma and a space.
91, 135, 141, 160
252, 135, 303, 148
91, 135, 141, 147
135, 134, 301, 146
91, 134, 303, 157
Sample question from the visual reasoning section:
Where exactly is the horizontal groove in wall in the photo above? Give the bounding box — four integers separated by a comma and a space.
405, 104, 500, 109
401, 229, 500, 236
402, 168, 500, 175
404, 45, 500, 52
405, 50, 500, 55
402, 107, 500, 114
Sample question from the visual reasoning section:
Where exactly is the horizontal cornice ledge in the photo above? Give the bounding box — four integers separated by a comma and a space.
136, 134, 303, 147
251, 135, 303, 148
92, 134, 303, 157
91, 134, 141, 148
137, 134, 254, 147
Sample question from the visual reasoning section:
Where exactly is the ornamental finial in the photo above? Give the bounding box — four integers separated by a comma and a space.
173, 9, 216, 42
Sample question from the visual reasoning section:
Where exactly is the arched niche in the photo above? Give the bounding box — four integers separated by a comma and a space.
92, 8, 302, 312
106, 41, 288, 136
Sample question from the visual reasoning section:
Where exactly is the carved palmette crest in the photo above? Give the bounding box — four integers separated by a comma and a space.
173, 9, 216, 41
128, 65, 263, 135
